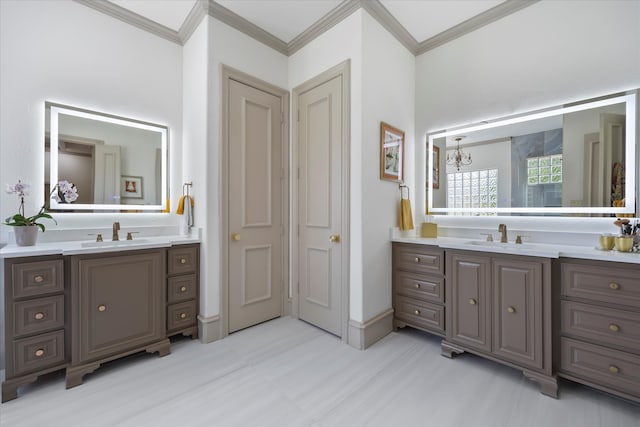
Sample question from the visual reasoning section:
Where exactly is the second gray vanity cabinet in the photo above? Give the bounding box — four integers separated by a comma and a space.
67, 249, 170, 388
166, 244, 199, 338
443, 250, 555, 397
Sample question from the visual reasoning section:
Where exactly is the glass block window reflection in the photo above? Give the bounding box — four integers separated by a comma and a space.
527, 155, 562, 185
447, 169, 498, 210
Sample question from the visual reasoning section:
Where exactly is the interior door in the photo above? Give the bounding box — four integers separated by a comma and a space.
93, 144, 120, 204
228, 79, 283, 333
297, 74, 343, 336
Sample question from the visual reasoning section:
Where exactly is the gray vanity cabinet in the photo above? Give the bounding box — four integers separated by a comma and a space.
2, 256, 67, 402
443, 250, 555, 397
166, 244, 199, 338
66, 249, 170, 388
558, 259, 640, 403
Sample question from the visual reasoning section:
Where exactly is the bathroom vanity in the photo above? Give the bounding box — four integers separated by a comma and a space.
1, 237, 200, 402
392, 238, 640, 403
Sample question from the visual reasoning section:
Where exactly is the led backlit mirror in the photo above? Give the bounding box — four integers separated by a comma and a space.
427, 91, 637, 215
45, 102, 168, 212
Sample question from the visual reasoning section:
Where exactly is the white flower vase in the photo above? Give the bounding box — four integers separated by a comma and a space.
14, 225, 39, 246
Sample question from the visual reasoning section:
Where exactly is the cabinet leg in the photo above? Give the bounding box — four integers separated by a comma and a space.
66, 363, 100, 389
441, 340, 465, 359
146, 338, 171, 357
523, 370, 558, 398
2, 375, 38, 402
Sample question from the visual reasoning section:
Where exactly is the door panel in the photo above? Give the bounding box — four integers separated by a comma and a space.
298, 75, 343, 336
93, 144, 120, 204
228, 79, 283, 333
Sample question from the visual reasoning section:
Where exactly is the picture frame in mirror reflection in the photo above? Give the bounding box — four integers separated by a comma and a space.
121, 175, 143, 199
380, 122, 404, 182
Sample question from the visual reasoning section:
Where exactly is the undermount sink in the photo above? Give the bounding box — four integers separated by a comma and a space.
466, 240, 538, 250
81, 239, 151, 248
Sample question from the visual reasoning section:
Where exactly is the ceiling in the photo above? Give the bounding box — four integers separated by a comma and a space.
108, 0, 507, 45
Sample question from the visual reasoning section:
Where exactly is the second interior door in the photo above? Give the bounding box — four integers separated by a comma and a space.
228, 78, 284, 333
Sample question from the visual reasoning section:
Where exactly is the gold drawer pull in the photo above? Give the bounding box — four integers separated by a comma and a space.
34, 349, 45, 357
180, 286, 187, 292
609, 365, 620, 374
98, 304, 107, 312
507, 306, 516, 314
180, 258, 187, 264
414, 283, 421, 289
180, 313, 187, 319
414, 310, 420, 316
34, 275, 44, 283
34, 312, 45, 320
609, 282, 620, 290
469, 299, 477, 305
414, 257, 421, 263
609, 324, 620, 332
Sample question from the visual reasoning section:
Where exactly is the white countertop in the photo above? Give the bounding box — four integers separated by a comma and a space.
0, 234, 200, 258
392, 236, 640, 264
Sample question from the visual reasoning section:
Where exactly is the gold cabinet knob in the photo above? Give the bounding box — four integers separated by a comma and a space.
609, 365, 620, 374
414, 310, 420, 316
231, 233, 241, 241
469, 299, 477, 305
180, 258, 187, 264
180, 286, 187, 292
98, 304, 107, 312
35, 349, 45, 357
507, 306, 516, 314
609, 282, 620, 290
34, 275, 44, 283
609, 324, 620, 332
414, 257, 421, 263
329, 234, 340, 243
414, 283, 421, 289
34, 312, 45, 320
180, 313, 187, 319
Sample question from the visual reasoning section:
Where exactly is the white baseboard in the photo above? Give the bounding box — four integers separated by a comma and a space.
198, 314, 221, 344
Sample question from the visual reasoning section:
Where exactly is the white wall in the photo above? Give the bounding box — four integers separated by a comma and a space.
0, 0, 183, 242
415, 0, 640, 234
361, 12, 415, 321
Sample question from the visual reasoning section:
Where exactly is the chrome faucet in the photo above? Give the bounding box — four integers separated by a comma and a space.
498, 223, 508, 243
112, 222, 120, 241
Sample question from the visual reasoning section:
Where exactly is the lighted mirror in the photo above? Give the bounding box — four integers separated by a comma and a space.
45, 102, 168, 212
427, 91, 637, 215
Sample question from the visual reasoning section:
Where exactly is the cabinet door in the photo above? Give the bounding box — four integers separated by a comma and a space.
447, 252, 491, 352
492, 258, 543, 370
72, 250, 165, 363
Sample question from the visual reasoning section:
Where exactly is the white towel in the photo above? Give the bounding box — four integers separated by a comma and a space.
181, 195, 194, 235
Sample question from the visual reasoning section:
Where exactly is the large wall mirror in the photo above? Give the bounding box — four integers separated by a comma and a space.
45, 102, 168, 212
427, 90, 637, 215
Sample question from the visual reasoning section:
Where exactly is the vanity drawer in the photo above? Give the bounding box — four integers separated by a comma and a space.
562, 301, 640, 352
393, 244, 443, 275
167, 246, 198, 275
395, 270, 443, 303
12, 259, 64, 299
13, 295, 65, 338
167, 274, 197, 304
167, 300, 197, 332
561, 263, 640, 307
13, 330, 65, 376
394, 295, 445, 334
561, 337, 640, 398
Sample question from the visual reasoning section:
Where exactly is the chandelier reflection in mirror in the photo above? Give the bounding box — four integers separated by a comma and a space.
446, 136, 472, 171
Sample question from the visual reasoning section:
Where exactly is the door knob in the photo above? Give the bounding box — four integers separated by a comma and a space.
329, 234, 340, 243
231, 233, 241, 241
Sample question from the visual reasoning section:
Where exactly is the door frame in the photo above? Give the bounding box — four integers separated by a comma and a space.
291, 60, 351, 341
220, 65, 290, 337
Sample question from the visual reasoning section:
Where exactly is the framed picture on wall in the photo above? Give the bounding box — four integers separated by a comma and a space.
380, 122, 405, 182
121, 175, 143, 199
432, 146, 440, 189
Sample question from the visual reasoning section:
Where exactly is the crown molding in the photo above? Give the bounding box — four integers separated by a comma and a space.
178, 0, 208, 43
74, 0, 538, 57
73, 0, 182, 45
207, 0, 288, 55
362, 0, 418, 55
287, 0, 362, 56
416, 0, 540, 55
